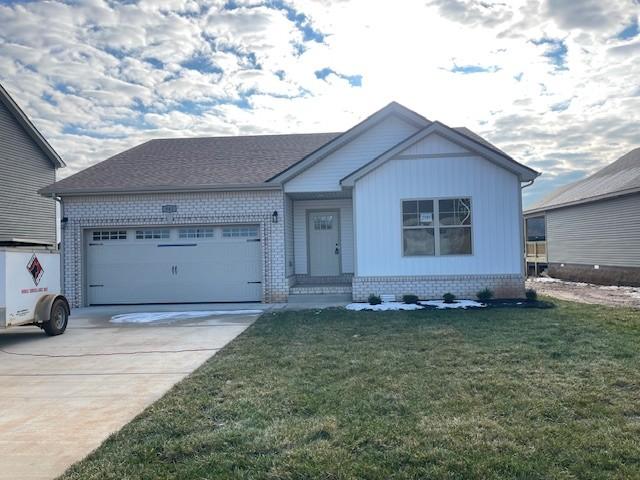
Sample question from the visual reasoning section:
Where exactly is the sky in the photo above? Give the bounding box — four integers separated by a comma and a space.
1, 0, 639, 208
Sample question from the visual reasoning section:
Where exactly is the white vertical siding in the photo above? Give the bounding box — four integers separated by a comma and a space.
400, 133, 468, 156
293, 199, 354, 274
284, 115, 418, 193
354, 155, 522, 276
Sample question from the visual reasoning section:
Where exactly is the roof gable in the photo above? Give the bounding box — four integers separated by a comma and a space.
284, 113, 420, 193
268, 102, 430, 184
0, 83, 64, 169
341, 122, 539, 186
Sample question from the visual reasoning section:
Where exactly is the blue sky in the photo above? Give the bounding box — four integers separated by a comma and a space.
1, 0, 639, 207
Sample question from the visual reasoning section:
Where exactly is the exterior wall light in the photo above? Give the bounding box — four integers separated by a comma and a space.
272, 210, 278, 223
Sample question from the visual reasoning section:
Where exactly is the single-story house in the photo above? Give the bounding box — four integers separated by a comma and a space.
41, 102, 538, 307
1, 83, 65, 246
525, 147, 640, 286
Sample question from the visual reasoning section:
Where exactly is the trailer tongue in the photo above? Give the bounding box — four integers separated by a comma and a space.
0, 246, 69, 335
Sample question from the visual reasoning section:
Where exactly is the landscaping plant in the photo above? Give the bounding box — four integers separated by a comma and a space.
442, 292, 456, 304
368, 294, 382, 305
402, 294, 419, 304
526, 288, 538, 302
476, 288, 494, 302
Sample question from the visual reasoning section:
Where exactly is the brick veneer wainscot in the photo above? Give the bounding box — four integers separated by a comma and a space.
61, 190, 288, 307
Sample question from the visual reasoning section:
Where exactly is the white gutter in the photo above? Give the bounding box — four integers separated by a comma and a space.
39, 182, 283, 197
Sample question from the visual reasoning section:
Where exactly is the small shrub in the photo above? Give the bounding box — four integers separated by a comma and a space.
476, 288, 494, 302
403, 294, 419, 304
525, 288, 538, 302
368, 294, 382, 305
443, 292, 456, 304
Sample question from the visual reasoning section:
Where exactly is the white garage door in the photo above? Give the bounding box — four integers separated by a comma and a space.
86, 225, 262, 305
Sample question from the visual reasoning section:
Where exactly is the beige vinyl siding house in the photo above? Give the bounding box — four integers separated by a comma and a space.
0, 84, 64, 245
525, 148, 640, 286
41, 102, 538, 306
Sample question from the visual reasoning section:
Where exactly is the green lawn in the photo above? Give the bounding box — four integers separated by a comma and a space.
61, 301, 640, 479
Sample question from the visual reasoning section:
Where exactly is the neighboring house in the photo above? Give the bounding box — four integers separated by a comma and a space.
41, 102, 538, 307
0, 83, 65, 245
525, 147, 640, 286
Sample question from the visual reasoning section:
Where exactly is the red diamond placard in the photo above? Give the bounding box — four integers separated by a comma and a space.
27, 254, 44, 286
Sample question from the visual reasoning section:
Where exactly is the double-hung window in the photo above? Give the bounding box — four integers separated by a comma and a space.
402, 198, 472, 256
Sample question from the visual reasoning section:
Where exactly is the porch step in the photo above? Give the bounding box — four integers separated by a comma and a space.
290, 284, 353, 295
292, 274, 353, 286
287, 293, 353, 304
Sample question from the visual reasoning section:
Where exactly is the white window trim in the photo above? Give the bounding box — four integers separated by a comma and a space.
401, 197, 473, 257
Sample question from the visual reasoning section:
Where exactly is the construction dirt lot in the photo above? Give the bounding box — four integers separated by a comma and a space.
526, 277, 640, 309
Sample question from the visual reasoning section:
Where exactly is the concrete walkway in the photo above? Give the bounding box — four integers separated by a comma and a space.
0, 304, 261, 480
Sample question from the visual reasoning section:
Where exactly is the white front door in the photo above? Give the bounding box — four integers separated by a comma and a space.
308, 211, 340, 276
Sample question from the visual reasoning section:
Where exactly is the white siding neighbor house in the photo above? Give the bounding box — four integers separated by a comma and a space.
41, 102, 538, 306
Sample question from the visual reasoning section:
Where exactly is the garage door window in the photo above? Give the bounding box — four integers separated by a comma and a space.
222, 226, 259, 238
179, 228, 215, 239
93, 230, 127, 241
135, 229, 170, 240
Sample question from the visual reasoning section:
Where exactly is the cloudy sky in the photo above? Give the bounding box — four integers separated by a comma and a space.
1, 0, 639, 207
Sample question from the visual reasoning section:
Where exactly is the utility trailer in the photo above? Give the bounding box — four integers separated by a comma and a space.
0, 246, 69, 336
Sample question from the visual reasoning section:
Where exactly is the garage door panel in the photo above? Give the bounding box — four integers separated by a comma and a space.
86, 226, 262, 304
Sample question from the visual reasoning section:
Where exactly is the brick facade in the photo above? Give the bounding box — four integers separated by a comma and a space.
61, 190, 287, 307
352, 274, 525, 301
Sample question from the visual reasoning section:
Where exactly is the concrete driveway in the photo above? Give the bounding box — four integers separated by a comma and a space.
0, 304, 263, 480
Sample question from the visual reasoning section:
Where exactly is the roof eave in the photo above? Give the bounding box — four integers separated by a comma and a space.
525, 186, 640, 215
0, 83, 65, 169
39, 182, 283, 197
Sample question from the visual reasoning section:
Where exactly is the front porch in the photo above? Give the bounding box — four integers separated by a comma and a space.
284, 192, 355, 301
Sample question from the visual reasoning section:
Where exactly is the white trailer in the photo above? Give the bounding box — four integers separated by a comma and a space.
0, 247, 69, 336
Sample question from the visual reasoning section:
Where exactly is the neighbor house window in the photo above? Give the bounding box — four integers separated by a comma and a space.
93, 230, 127, 241
178, 228, 214, 239
135, 229, 170, 240
222, 226, 259, 238
402, 198, 472, 256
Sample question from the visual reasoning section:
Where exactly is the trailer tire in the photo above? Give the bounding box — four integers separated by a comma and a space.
43, 299, 68, 336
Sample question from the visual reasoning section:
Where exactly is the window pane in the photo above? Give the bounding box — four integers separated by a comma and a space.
403, 213, 419, 227
440, 227, 472, 255
439, 198, 471, 226
403, 228, 435, 256
313, 215, 334, 230
222, 226, 259, 238
402, 200, 417, 214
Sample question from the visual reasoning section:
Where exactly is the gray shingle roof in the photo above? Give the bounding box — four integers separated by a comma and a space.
40, 108, 517, 196
527, 147, 640, 213
41, 132, 340, 194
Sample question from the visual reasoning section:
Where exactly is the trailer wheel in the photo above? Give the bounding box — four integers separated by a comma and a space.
43, 299, 68, 336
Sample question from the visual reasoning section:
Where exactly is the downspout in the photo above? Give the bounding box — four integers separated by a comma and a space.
53, 195, 65, 295
520, 180, 535, 279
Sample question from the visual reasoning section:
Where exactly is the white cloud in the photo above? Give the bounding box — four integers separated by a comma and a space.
0, 0, 639, 206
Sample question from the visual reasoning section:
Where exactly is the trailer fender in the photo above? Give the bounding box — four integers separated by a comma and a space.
34, 294, 70, 324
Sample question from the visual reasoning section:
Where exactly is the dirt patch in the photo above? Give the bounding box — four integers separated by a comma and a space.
526, 277, 640, 309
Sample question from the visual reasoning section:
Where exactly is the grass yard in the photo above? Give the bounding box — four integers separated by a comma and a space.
61, 301, 640, 479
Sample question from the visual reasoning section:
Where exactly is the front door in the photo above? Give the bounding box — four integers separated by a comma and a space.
308, 211, 340, 276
